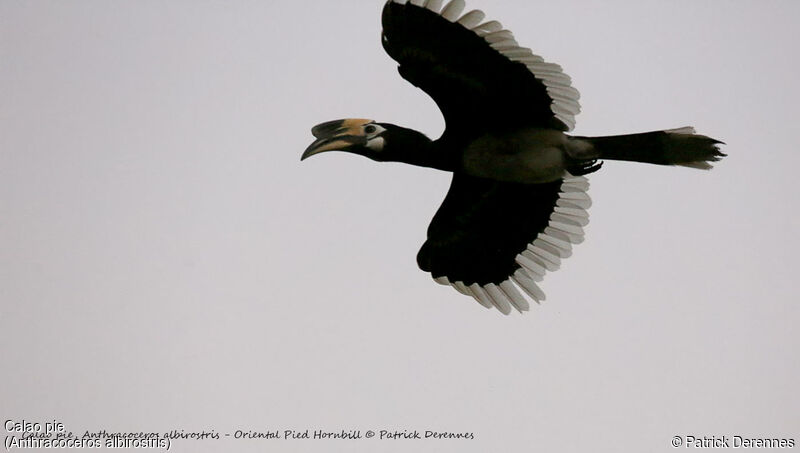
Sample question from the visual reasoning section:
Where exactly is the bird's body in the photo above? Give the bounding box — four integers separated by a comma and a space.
302, 0, 725, 315
461, 128, 574, 183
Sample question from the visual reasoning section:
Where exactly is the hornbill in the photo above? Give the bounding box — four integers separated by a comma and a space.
302, 0, 725, 315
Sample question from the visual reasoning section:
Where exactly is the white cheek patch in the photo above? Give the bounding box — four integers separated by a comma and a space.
366, 136, 385, 151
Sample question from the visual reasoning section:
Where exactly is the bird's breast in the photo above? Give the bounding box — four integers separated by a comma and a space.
460, 129, 568, 184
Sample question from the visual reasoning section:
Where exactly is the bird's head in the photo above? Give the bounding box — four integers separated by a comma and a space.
302, 118, 392, 162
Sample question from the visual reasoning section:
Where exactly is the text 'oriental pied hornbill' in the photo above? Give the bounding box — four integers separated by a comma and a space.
302, 0, 725, 315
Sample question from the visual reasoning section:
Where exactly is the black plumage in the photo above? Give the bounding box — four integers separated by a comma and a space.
417, 173, 563, 286
381, 2, 566, 135
302, 0, 725, 314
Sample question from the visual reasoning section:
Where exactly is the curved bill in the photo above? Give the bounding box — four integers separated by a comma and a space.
301, 118, 373, 160
302, 135, 367, 160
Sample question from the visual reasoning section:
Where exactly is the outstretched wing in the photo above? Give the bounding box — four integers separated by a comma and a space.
417, 172, 591, 314
381, 0, 581, 133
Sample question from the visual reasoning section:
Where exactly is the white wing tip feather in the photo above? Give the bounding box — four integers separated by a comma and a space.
440, 0, 466, 21
484, 284, 513, 315
665, 126, 696, 135
457, 10, 485, 28
424, 0, 444, 13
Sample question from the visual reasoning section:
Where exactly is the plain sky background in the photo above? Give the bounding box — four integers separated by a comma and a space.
2, 0, 798, 452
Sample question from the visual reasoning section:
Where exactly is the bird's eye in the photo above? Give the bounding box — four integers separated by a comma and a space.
364, 125, 377, 134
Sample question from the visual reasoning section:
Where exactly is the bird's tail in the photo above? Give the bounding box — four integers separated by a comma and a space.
571, 127, 726, 170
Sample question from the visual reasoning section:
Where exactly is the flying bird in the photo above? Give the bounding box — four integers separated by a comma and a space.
302, 0, 724, 315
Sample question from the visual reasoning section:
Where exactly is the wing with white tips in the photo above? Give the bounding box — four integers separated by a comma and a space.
382, 0, 581, 132
419, 173, 590, 315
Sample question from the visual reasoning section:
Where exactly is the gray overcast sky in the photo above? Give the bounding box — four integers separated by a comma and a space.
2, 1, 798, 452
